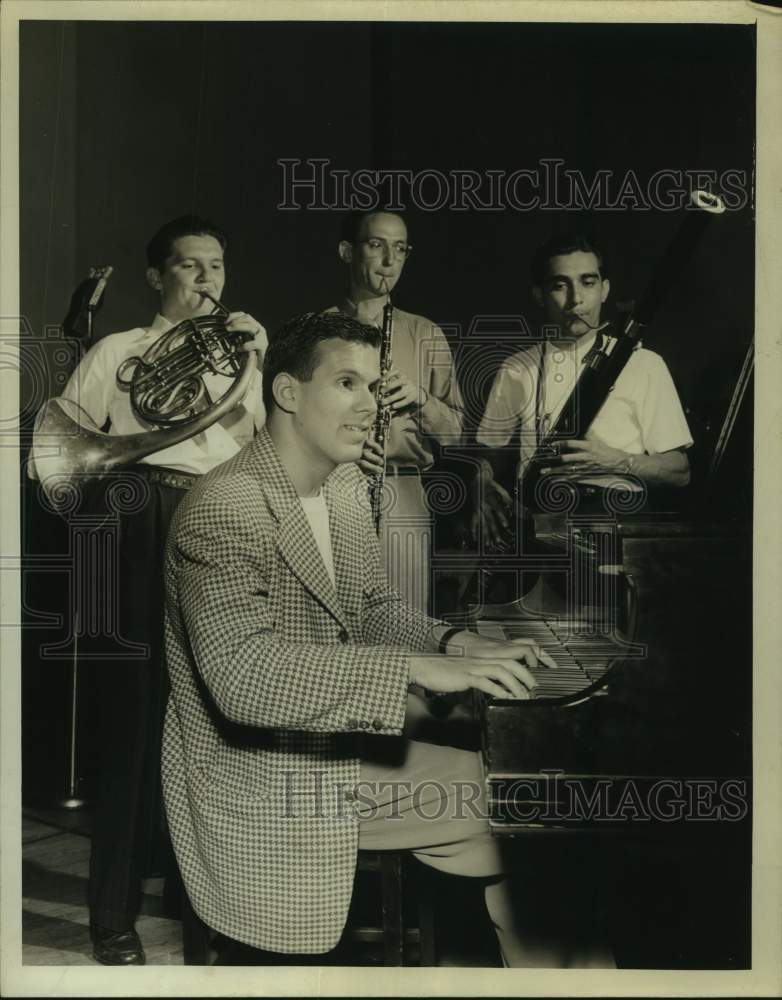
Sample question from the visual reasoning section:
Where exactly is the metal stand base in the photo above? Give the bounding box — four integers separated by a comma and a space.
57, 796, 87, 810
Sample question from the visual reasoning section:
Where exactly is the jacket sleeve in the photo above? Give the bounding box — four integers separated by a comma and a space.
170, 481, 411, 737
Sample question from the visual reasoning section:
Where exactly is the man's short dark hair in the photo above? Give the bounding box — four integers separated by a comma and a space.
146, 215, 228, 271
262, 311, 382, 414
339, 209, 408, 244
530, 232, 607, 287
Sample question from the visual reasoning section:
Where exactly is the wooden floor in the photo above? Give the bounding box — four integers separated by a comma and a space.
21, 809, 499, 967
22, 812, 183, 966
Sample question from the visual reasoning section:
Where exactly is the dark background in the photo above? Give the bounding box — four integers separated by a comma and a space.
19, 18, 755, 968
21, 20, 754, 408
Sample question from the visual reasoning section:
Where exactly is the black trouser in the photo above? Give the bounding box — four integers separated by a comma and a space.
85, 466, 194, 932
528, 479, 649, 518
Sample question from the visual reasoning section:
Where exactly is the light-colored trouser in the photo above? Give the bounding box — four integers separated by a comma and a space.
380, 471, 430, 615
357, 731, 615, 968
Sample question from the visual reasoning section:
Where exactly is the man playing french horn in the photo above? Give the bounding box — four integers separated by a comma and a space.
38, 215, 267, 966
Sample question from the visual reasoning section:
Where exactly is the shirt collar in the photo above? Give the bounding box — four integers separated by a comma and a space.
544, 330, 597, 364
144, 313, 174, 340
144, 313, 175, 338
341, 297, 385, 328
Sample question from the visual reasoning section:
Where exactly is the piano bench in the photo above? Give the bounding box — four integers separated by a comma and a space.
180, 850, 436, 967
351, 850, 437, 966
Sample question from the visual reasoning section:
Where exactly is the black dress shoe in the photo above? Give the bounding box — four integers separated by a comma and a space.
91, 926, 146, 966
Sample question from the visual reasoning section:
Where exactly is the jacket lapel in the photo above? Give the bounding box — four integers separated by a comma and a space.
246, 429, 350, 630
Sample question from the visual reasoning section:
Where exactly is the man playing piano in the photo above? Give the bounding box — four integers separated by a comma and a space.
160, 309, 622, 967
473, 232, 693, 545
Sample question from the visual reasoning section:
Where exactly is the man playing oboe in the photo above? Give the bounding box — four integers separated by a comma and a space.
327, 210, 463, 615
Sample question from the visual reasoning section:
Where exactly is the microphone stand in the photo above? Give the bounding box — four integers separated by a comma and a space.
58, 270, 110, 809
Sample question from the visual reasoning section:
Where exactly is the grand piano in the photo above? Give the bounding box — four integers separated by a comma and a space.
472, 510, 751, 834
430, 335, 753, 968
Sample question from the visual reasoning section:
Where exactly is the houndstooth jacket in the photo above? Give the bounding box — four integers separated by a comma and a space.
162, 426, 439, 953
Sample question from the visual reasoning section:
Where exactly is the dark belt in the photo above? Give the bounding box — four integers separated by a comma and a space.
539, 481, 623, 497
385, 465, 421, 477
128, 465, 200, 491
574, 481, 640, 496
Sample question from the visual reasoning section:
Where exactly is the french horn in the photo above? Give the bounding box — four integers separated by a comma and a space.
32, 291, 258, 500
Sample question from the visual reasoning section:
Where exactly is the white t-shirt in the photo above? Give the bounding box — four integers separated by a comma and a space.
476, 334, 693, 488
299, 491, 336, 587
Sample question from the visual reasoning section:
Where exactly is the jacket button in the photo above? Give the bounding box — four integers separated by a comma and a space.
358, 720, 370, 730
338, 629, 350, 643
347, 718, 358, 728
371, 718, 385, 731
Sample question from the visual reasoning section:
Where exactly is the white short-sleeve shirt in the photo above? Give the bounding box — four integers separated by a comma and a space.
476, 335, 693, 488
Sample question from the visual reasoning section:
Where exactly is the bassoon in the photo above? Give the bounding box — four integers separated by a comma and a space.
487, 189, 726, 561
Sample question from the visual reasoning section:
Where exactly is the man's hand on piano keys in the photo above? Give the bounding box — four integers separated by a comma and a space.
442, 630, 557, 671
409, 634, 556, 700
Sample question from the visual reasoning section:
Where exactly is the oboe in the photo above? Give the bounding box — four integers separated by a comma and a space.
368, 298, 394, 533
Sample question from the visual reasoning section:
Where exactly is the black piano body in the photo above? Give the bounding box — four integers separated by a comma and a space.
462, 509, 753, 968
476, 515, 752, 836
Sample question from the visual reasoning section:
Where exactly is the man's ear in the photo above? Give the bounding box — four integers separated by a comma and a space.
146, 267, 163, 292
600, 278, 611, 304
272, 372, 298, 414
338, 240, 353, 264
532, 285, 543, 308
